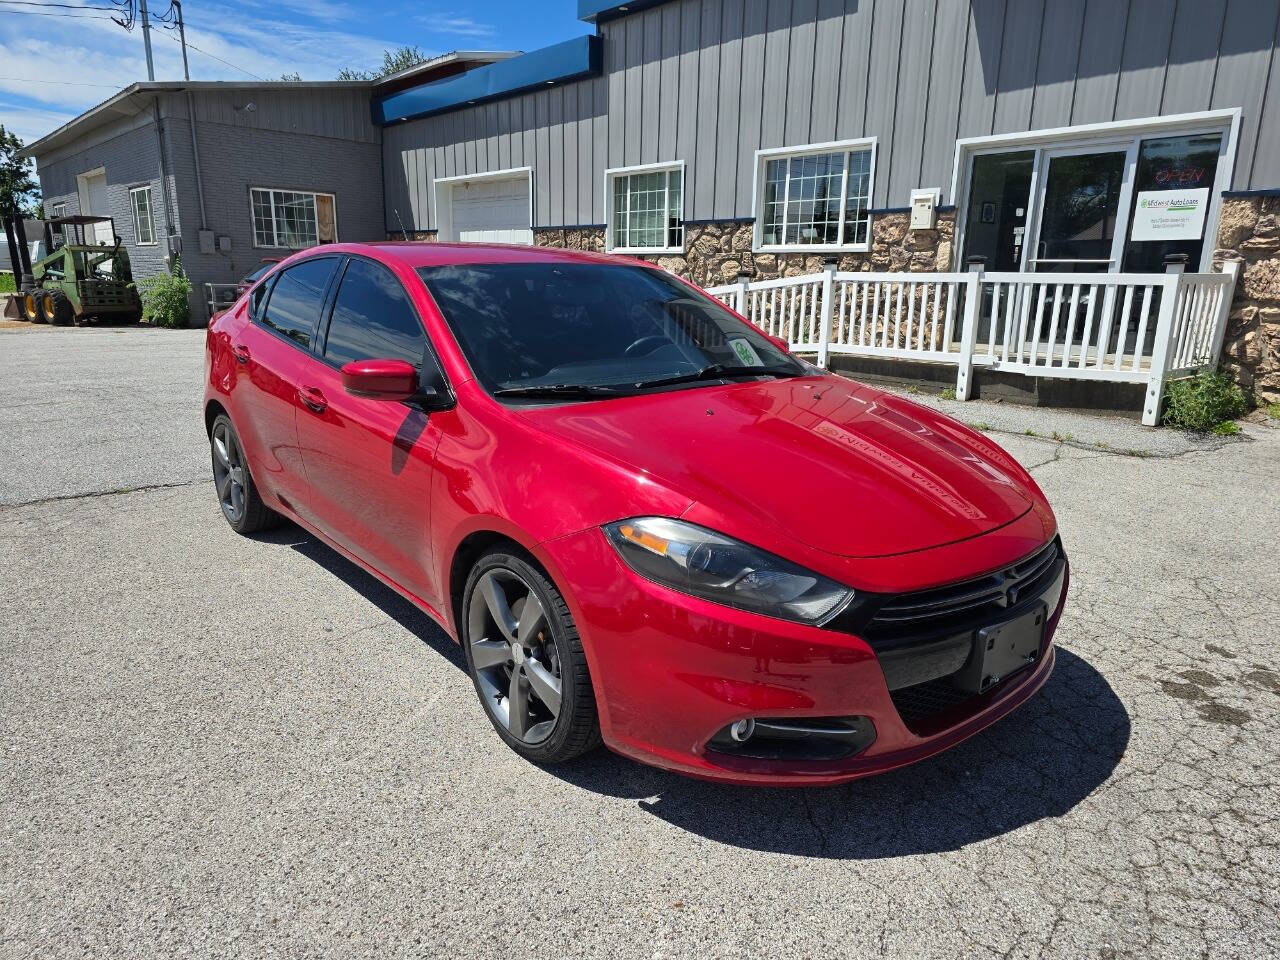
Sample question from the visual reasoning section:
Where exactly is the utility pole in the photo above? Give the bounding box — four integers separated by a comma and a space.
139, 0, 155, 81
173, 0, 189, 81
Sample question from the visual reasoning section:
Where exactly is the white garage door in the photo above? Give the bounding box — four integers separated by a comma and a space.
448, 176, 532, 245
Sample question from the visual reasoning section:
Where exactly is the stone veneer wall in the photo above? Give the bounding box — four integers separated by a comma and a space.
410, 202, 1278, 400
1214, 196, 1280, 400
533, 211, 955, 290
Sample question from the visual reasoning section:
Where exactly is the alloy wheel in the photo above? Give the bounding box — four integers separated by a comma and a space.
211, 421, 247, 523
467, 568, 563, 744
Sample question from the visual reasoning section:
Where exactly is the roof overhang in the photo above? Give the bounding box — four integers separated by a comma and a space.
577, 0, 673, 23
372, 50, 522, 90
20, 80, 374, 160
372, 35, 602, 126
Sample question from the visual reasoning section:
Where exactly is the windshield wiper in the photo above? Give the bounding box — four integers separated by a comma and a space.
630, 363, 801, 391
492, 383, 632, 400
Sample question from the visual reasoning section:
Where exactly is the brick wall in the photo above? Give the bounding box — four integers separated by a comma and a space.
36, 123, 176, 282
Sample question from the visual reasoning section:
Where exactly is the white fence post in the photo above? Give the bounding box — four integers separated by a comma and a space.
817, 256, 837, 368
955, 259, 984, 400
1209, 259, 1241, 369
1143, 257, 1188, 426
734, 269, 751, 316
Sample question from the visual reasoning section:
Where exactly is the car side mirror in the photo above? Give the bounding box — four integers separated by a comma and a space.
341, 358, 418, 401
765, 333, 790, 354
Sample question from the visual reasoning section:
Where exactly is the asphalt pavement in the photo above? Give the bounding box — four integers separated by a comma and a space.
2, 325, 1278, 959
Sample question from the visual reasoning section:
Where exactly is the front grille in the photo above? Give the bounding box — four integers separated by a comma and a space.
866, 538, 1063, 641
889, 677, 977, 727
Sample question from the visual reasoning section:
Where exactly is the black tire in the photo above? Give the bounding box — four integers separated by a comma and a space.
209, 413, 281, 535
40, 290, 74, 326
461, 550, 601, 764
22, 292, 45, 324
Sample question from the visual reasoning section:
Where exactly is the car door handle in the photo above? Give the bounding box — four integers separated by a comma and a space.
299, 386, 327, 413
231, 343, 250, 364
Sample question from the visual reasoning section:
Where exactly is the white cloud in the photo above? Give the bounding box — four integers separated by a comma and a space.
421, 14, 496, 39
0, 102, 79, 146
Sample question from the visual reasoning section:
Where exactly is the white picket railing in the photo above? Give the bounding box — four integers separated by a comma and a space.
707, 260, 1240, 426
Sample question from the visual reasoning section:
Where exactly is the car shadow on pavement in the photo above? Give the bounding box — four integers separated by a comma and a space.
260, 525, 466, 671
259, 526, 1128, 858
549, 647, 1131, 859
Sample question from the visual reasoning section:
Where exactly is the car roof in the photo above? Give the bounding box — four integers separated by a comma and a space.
302, 241, 653, 271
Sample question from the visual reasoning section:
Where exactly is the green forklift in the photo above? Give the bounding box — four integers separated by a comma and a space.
3, 213, 143, 326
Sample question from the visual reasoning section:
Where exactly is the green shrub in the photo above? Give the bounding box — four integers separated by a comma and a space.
1162, 372, 1250, 432
138, 262, 192, 329
0, 271, 14, 294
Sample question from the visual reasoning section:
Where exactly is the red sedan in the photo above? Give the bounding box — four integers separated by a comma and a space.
203, 243, 1067, 786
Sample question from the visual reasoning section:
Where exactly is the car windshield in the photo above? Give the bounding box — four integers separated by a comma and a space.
417, 262, 804, 398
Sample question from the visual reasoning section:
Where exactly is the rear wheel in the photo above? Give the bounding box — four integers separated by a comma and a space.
22, 292, 45, 323
209, 413, 280, 534
461, 551, 601, 764
40, 290, 74, 326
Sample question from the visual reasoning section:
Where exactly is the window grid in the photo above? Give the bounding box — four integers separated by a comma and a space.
129, 186, 155, 246
251, 188, 332, 249
611, 168, 684, 252
761, 148, 873, 249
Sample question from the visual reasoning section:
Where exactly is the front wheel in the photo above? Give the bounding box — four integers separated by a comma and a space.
209, 413, 280, 534
461, 551, 601, 764
40, 290, 74, 326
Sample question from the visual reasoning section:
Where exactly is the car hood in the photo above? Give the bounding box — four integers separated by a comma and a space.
519, 375, 1037, 559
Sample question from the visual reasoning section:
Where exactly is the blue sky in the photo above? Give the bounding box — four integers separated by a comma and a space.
0, 0, 590, 145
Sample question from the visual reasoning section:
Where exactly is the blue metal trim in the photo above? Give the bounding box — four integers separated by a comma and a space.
578, 0, 674, 23
374, 36, 602, 126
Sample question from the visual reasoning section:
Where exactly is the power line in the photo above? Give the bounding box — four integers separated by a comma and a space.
0, 0, 116, 8
0, 76, 120, 87
158, 28, 265, 81
0, 6, 118, 17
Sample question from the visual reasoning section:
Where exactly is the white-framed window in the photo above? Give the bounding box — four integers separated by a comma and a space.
50, 201, 65, 219
129, 186, 156, 246
605, 162, 685, 254
250, 187, 337, 249
753, 139, 876, 252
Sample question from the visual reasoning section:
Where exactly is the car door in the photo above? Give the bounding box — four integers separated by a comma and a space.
232, 256, 340, 517
293, 255, 448, 607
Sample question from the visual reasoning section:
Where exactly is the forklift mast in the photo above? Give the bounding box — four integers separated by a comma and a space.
3, 213, 35, 293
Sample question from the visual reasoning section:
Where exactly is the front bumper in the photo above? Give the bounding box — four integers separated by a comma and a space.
539, 527, 1068, 786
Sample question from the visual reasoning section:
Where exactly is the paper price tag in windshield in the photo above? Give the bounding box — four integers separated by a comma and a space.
1130, 188, 1209, 242
729, 338, 764, 367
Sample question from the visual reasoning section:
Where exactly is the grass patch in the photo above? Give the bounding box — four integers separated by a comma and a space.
0, 272, 14, 295
1265, 402, 1280, 421
1211, 420, 1241, 436
1162, 372, 1249, 432
968, 421, 992, 431
937, 387, 957, 401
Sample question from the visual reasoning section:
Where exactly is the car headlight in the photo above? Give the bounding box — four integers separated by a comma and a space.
603, 517, 854, 625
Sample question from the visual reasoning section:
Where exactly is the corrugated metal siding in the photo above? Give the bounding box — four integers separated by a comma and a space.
384, 0, 1280, 232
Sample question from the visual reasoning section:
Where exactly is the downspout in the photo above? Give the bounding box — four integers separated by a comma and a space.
186, 90, 207, 230
151, 96, 176, 262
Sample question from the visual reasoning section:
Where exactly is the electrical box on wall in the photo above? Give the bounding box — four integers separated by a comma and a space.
217, 236, 231, 253
910, 189, 941, 231
198, 229, 214, 254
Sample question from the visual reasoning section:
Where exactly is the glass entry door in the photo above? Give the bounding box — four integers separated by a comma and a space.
1028, 144, 1136, 273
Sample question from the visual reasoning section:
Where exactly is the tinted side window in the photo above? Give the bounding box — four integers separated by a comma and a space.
259, 257, 337, 349
323, 258, 425, 368
249, 273, 275, 320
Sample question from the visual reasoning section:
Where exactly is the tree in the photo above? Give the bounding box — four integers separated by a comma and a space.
0, 125, 40, 217
280, 71, 302, 81
337, 45, 429, 82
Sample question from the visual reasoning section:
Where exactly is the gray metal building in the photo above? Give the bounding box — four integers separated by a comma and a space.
379, 0, 1280, 290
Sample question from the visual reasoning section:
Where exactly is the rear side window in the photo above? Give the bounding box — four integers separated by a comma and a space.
259, 257, 337, 349
323, 258, 425, 368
